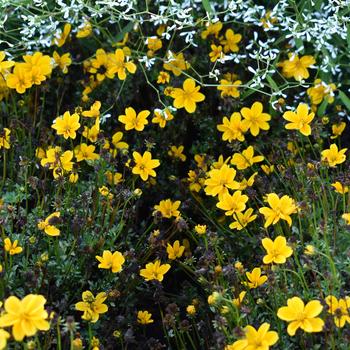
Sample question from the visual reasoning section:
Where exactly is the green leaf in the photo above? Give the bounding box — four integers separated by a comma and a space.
202, 0, 214, 16
339, 90, 350, 112
114, 22, 134, 44
266, 75, 279, 93
317, 99, 328, 117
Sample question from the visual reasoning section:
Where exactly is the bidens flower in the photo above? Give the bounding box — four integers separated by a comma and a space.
132, 151, 160, 181
51, 111, 80, 140
231, 146, 264, 170
243, 267, 268, 289
225, 323, 278, 350
166, 240, 185, 260
75, 291, 108, 323
241, 102, 271, 136
140, 260, 170, 282
278, 54, 315, 81
259, 193, 298, 228
38, 212, 61, 236
0, 128, 11, 149
261, 236, 293, 264
154, 199, 181, 219
321, 144, 347, 167
137, 310, 154, 324
204, 164, 240, 199
118, 107, 149, 131
96, 250, 125, 273
325, 295, 350, 328
277, 297, 324, 336
217, 112, 246, 142
171, 78, 205, 113
0, 294, 50, 341
4, 237, 23, 255
283, 103, 314, 136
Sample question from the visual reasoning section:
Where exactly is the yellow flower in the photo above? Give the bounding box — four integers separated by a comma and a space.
37, 212, 61, 236
229, 208, 257, 230
52, 111, 80, 139
194, 154, 208, 171
96, 250, 125, 273
325, 295, 350, 328
307, 79, 336, 105
220, 29, 242, 53
261, 164, 274, 175
111, 131, 128, 150
209, 44, 224, 62
0, 128, 11, 149
152, 108, 174, 128
0, 328, 10, 350
216, 191, 249, 216
0, 74, 9, 101
243, 267, 267, 289
217, 112, 246, 142
283, 103, 314, 136
278, 54, 315, 81
238, 172, 258, 191
226, 323, 278, 350
304, 244, 315, 256
157, 71, 170, 84
69, 172, 79, 183
241, 102, 271, 136
187, 170, 204, 192
186, 305, 196, 315
137, 310, 154, 324
4, 237, 23, 255
75, 143, 100, 162
217, 79, 242, 98
277, 297, 324, 336
171, 78, 205, 113
154, 199, 181, 218
231, 146, 264, 170
0, 294, 49, 341
194, 224, 207, 235
82, 118, 100, 143
331, 122, 346, 139
109, 49, 137, 80
53, 51, 72, 74
259, 193, 298, 228
139, 260, 170, 282
261, 236, 293, 264
22, 52, 53, 84
201, 21, 222, 39
321, 144, 347, 167
204, 164, 240, 198
332, 181, 349, 194
163, 52, 190, 76
75, 291, 108, 323
41, 147, 74, 178
168, 145, 186, 162
118, 107, 149, 131
132, 151, 160, 181
76, 21, 92, 38
82, 101, 101, 118
229, 324, 278, 350
232, 291, 246, 307
5, 64, 32, 94
167, 240, 185, 260
207, 292, 220, 305
54, 23, 71, 47
105, 171, 123, 185
342, 213, 350, 225
0, 51, 14, 74
147, 37, 162, 52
